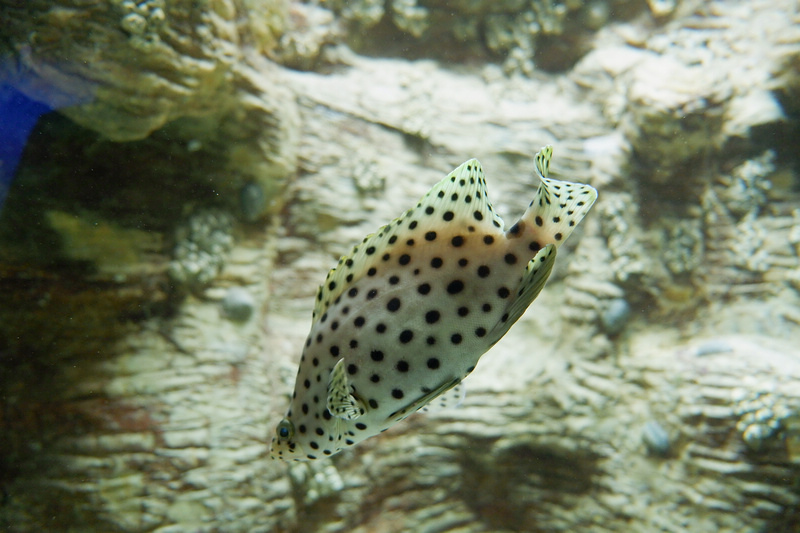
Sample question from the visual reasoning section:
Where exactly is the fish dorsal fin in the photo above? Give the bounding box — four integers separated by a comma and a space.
520, 146, 597, 248
413, 158, 506, 234
313, 158, 504, 318
487, 244, 557, 345
386, 376, 462, 423
327, 358, 366, 420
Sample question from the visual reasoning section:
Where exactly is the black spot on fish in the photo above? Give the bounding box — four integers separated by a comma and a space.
447, 280, 465, 294
399, 329, 414, 343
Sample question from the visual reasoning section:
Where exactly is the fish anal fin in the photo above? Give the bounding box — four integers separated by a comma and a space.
386, 377, 462, 423
327, 358, 366, 420
420, 382, 466, 413
488, 244, 557, 345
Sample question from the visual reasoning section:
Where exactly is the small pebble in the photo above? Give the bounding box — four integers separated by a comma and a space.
642, 420, 671, 456
601, 298, 631, 336
693, 339, 733, 357
222, 287, 256, 322
240, 182, 265, 222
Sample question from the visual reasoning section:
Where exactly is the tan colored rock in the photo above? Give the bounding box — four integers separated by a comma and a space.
2, 0, 800, 531
1, 0, 298, 221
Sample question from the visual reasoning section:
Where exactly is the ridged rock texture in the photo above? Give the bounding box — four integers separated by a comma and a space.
1, 0, 800, 531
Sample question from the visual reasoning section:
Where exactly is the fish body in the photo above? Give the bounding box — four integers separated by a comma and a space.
271, 146, 597, 461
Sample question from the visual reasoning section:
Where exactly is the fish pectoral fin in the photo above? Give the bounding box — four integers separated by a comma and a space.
386, 376, 462, 423
327, 358, 367, 420
488, 244, 557, 345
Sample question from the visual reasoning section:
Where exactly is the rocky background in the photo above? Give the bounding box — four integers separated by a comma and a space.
1, 0, 799, 531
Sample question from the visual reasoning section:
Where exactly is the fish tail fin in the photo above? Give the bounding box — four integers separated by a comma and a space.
518, 146, 597, 247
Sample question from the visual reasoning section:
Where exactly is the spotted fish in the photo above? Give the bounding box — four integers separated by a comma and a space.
271, 146, 597, 461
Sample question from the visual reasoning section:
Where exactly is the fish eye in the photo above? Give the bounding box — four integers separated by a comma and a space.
276, 419, 294, 440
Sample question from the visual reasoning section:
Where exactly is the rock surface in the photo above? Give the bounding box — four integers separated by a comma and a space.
1, 0, 800, 531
